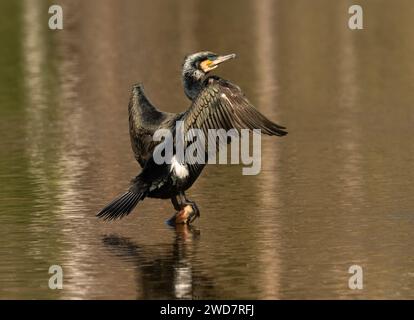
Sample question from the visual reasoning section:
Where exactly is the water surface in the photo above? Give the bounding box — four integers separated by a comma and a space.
1, 0, 414, 299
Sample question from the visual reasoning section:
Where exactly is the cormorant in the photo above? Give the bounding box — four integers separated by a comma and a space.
97, 52, 287, 224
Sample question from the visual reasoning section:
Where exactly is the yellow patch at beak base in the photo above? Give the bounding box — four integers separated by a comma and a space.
200, 59, 213, 72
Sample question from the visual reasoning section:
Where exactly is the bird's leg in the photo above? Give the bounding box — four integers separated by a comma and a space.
179, 192, 200, 223
171, 196, 182, 211
167, 196, 184, 226
167, 193, 200, 225
182, 193, 200, 219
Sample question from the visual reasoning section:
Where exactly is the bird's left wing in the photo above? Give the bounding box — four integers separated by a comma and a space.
182, 77, 287, 140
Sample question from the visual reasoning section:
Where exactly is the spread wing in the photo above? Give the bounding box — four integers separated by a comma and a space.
178, 77, 287, 175
129, 84, 177, 167
182, 77, 287, 138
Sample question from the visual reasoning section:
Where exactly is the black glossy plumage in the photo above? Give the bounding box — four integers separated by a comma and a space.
97, 52, 287, 221
128, 84, 177, 168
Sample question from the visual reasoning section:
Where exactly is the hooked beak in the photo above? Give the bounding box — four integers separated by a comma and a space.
210, 53, 236, 68
200, 53, 237, 72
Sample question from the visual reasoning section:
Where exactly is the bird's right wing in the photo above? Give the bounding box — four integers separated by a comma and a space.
129, 84, 175, 167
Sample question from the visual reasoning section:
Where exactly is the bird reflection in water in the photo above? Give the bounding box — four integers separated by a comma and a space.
102, 225, 216, 299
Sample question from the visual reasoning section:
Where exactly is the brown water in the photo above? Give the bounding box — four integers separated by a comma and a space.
1, 0, 414, 299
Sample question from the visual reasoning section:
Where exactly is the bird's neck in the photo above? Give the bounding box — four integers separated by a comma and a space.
182, 64, 206, 101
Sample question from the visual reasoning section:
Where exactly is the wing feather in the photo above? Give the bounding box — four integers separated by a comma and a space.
129, 84, 177, 167
182, 78, 287, 140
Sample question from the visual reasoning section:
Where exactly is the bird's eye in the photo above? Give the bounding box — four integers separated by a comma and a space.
208, 56, 217, 61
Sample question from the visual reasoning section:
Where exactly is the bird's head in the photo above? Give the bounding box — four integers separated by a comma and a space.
182, 51, 236, 100
183, 51, 236, 78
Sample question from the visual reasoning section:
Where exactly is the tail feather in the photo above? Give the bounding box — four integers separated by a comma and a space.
97, 191, 145, 221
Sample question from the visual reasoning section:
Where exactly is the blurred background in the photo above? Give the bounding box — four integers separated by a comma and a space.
1, 0, 414, 299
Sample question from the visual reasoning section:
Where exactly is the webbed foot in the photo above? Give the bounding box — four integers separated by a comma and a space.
166, 204, 199, 226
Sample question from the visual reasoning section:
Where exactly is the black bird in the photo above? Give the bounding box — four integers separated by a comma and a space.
97, 51, 287, 223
